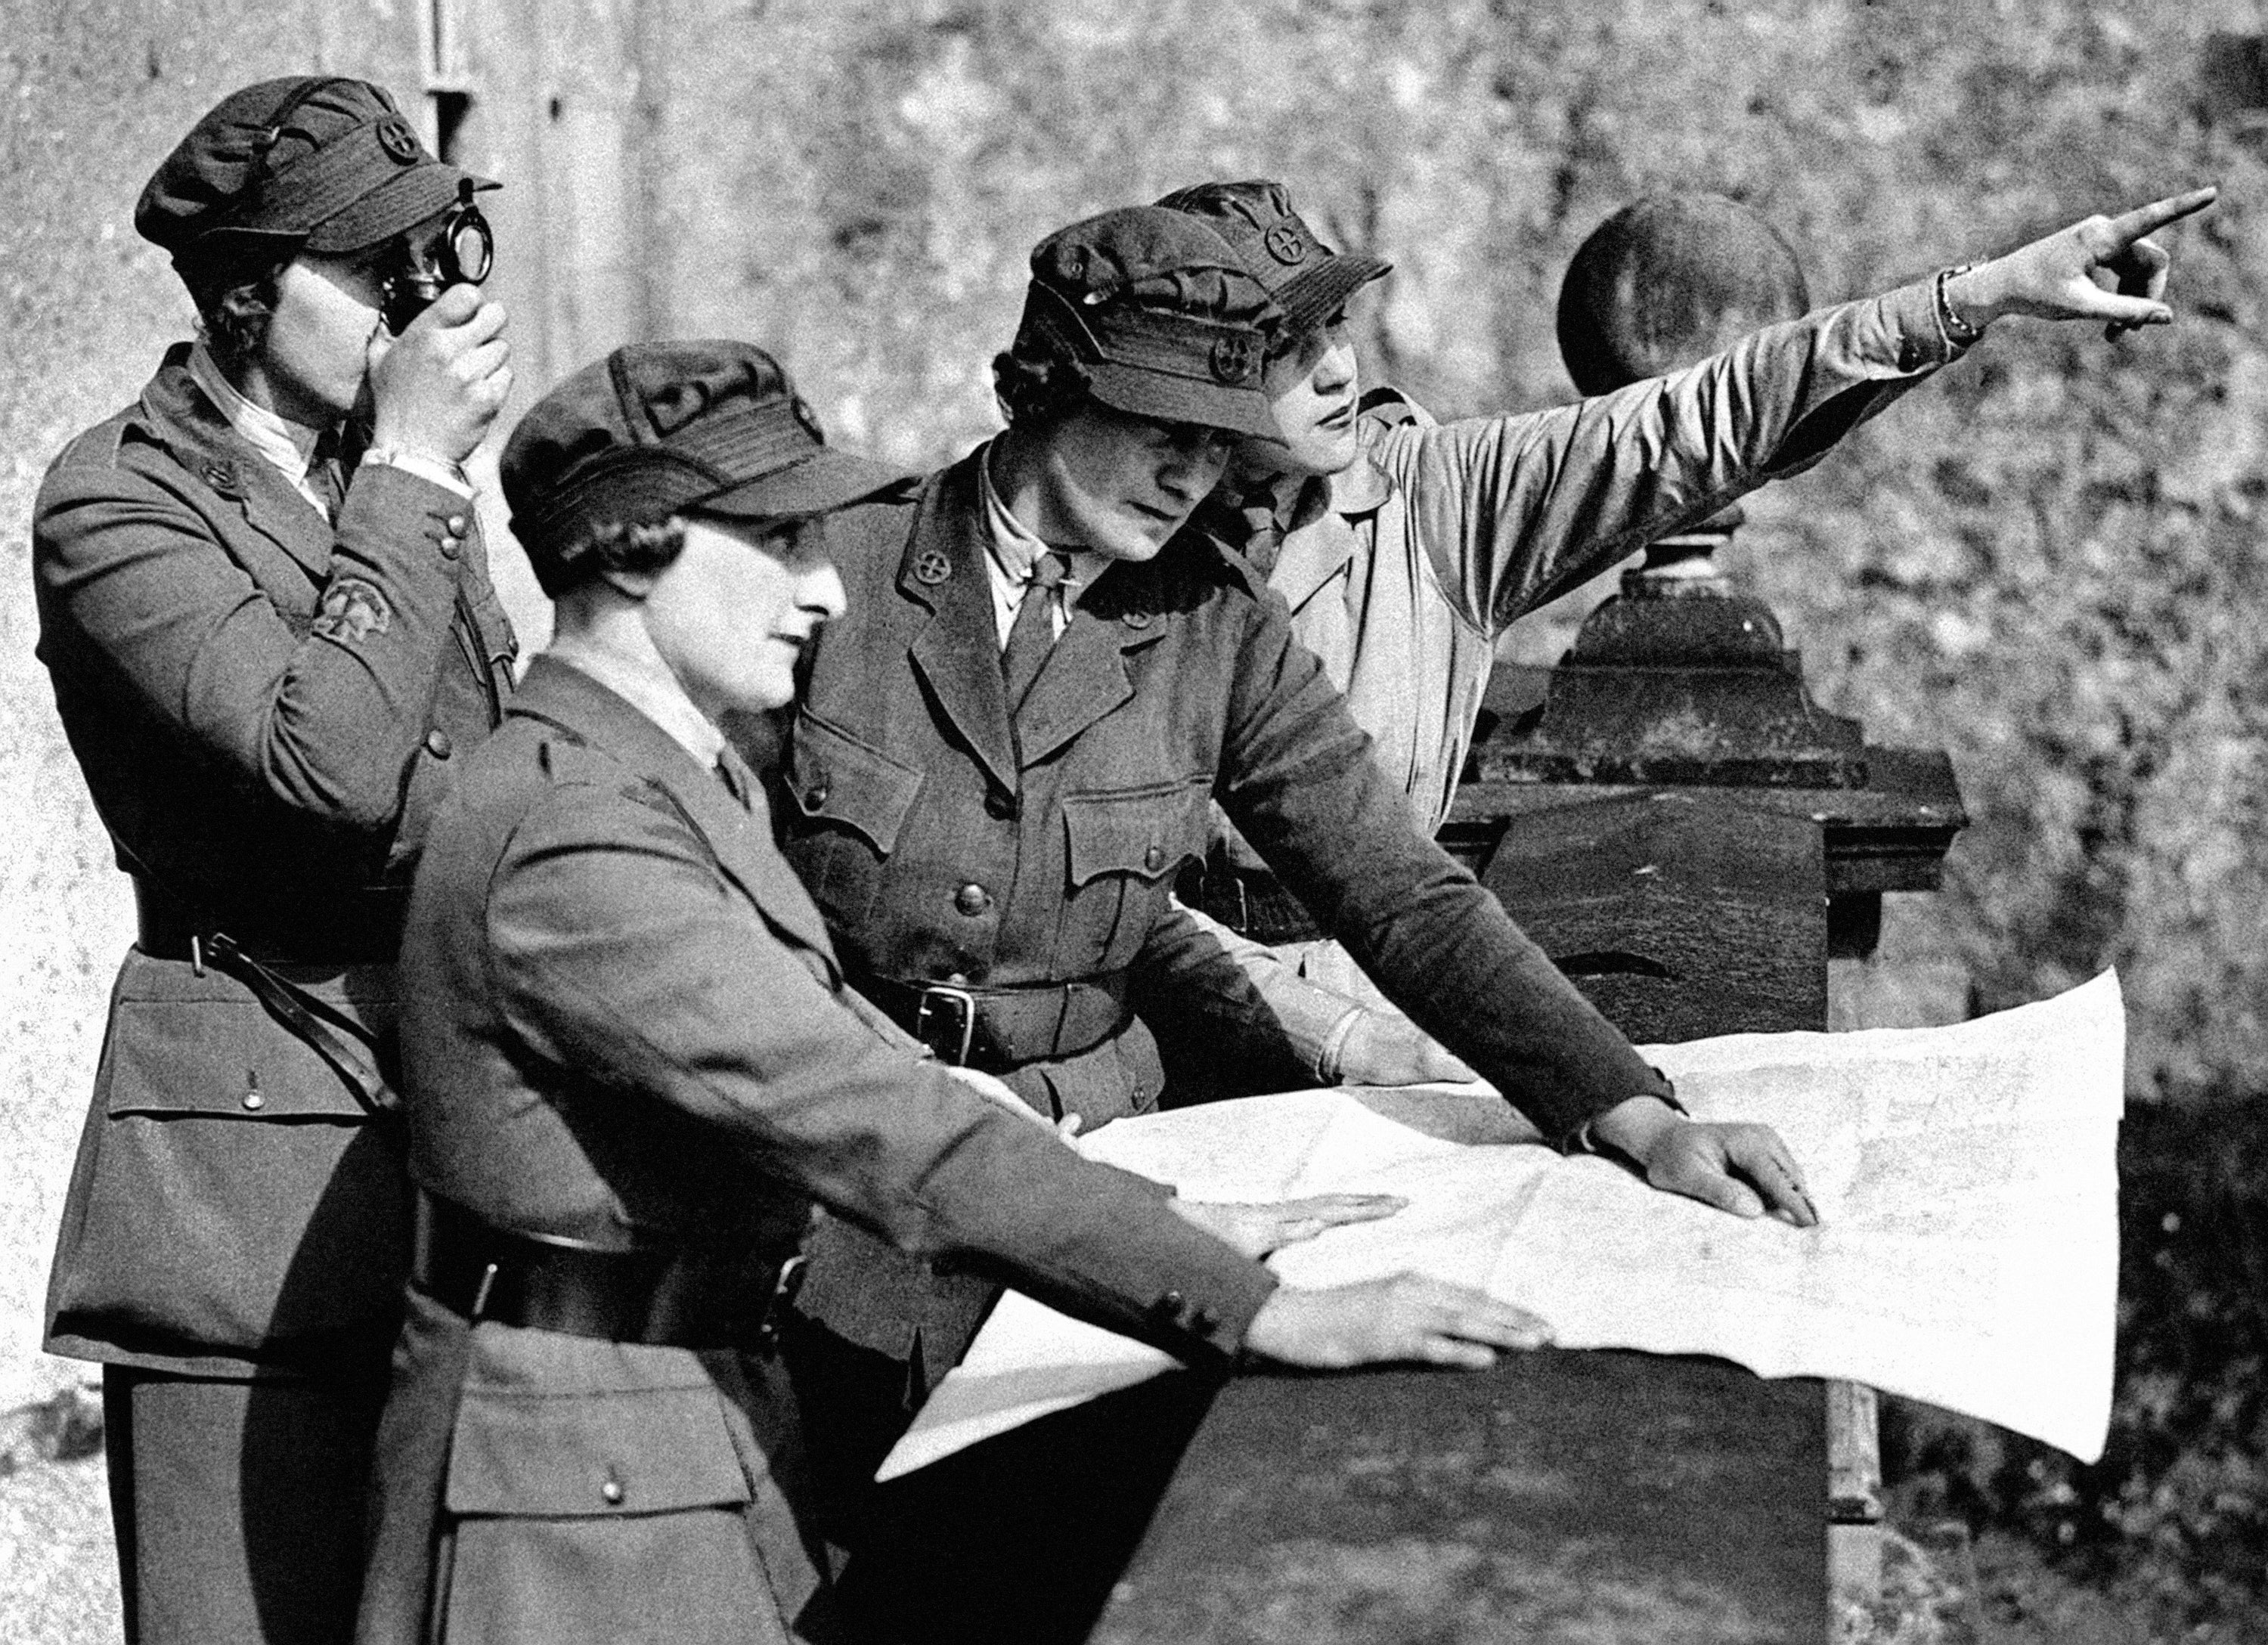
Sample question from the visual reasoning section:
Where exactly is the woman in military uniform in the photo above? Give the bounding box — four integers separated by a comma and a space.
32, 76, 514, 1645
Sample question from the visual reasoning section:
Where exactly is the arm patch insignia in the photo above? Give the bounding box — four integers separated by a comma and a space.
312, 577, 394, 643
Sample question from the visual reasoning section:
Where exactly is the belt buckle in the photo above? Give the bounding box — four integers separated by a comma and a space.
915, 984, 978, 1066
754, 1253, 807, 1354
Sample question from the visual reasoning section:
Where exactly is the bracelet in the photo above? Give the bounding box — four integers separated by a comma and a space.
1313, 1006, 1364, 1085
1932, 262, 1985, 349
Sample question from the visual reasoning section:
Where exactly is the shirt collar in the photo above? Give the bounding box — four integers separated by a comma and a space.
1325, 424, 1396, 518
186, 342, 327, 486
978, 439, 1103, 600
544, 643, 727, 769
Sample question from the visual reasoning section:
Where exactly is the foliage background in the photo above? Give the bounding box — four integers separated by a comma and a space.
2, 0, 2263, 1635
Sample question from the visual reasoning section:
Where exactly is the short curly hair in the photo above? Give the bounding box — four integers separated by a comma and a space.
534, 515, 689, 598
190, 262, 290, 376
990, 345, 1095, 430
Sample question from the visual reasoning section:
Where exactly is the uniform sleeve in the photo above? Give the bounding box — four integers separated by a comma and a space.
1138, 901, 1362, 1084
1215, 590, 1671, 1139
1374, 280, 1960, 634
484, 781, 1278, 1363
33, 453, 472, 833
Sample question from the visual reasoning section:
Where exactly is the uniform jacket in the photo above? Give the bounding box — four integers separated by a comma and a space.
35, 345, 516, 1377
1190, 280, 1967, 1015
358, 658, 1276, 1645
777, 452, 1672, 1362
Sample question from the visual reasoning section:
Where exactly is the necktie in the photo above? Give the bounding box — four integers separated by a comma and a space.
308, 426, 348, 523
1000, 550, 1069, 711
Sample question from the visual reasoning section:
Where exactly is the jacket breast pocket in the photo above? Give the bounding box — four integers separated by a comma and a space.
48, 974, 410, 1358
1060, 778, 1211, 972
779, 710, 925, 925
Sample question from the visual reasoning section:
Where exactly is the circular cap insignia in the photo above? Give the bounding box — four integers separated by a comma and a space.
1262, 223, 1309, 265
912, 545, 953, 586
375, 115, 422, 164
1209, 332, 1257, 386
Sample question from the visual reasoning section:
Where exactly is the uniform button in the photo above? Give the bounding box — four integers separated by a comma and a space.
1191, 1306, 1221, 1336
445, 515, 469, 534
600, 1471, 626, 1506
241, 1090, 265, 1112
984, 788, 1019, 821
1151, 1290, 1186, 1322
1143, 844, 1166, 872
803, 779, 829, 810
424, 727, 453, 760
954, 883, 992, 917
435, 532, 461, 560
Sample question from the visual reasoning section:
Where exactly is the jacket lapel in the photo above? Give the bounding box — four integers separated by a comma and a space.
140, 349, 337, 584
900, 458, 1020, 795
1013, 591, 1161, 767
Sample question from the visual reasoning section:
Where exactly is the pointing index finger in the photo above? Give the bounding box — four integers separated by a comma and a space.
2106, 186, 2219, 246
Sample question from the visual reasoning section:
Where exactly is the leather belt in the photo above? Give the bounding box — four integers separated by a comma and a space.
859, 972, 1132, 1070
1176, 856, 1324, 946
411, 1192, 802, 1352
132, 874, 404, 967
132, 876, 398, 1117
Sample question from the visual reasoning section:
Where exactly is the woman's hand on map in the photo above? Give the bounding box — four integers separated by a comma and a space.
1333, 1011, 1476, 1086
1172, 1193, 1408, 1258
1244, 1274, 1554, 1369
1588, 1095, 1820, 1228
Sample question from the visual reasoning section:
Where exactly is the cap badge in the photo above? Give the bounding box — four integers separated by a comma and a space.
912, 544, 953, 586
1209, 332, 1258, 386
375, 115, 422, 165
1263, 224, 1309, 265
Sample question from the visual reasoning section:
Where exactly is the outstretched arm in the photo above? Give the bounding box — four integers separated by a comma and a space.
1941, 186, 2217, 339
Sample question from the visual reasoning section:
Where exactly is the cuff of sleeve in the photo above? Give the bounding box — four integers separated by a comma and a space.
1558, 1068, 1685, 1157
362, 447, 475, 498
1881, 278, 1969, 373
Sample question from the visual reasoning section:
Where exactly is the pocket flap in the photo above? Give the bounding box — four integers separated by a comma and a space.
106, 996, 382, 1120
1062, 781, 1206, 888
445, 1382, 753, 1518
786, 711, 924, 856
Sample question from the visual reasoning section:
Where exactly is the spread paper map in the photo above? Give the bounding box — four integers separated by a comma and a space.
878, 971, 2123, 1481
